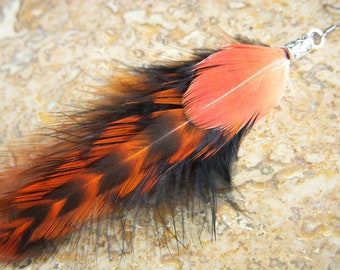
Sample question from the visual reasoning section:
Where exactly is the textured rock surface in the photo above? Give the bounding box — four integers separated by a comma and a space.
0, 0, 339, 269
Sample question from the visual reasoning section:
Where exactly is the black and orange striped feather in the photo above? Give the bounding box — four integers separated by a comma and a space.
0, 41, 288, 261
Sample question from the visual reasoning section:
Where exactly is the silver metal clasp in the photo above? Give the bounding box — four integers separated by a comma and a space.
283, 25, 339, 61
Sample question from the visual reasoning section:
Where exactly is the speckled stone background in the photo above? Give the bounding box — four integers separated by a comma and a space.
0, 0, 339, 269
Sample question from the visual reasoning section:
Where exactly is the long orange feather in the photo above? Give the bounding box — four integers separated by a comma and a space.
0, 38, 290, 262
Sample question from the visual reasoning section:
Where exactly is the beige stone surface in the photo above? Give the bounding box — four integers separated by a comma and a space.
0, 0, 339, 269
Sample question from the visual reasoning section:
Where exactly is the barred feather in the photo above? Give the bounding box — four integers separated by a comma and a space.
0, 42, 289, 261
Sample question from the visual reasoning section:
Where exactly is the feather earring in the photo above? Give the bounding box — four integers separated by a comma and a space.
0, 25, 338, 262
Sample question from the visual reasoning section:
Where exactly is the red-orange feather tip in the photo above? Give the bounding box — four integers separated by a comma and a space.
183, 44, 289, 134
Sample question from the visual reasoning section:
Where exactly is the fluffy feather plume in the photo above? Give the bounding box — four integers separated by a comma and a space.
0, 40, 290, 261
